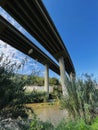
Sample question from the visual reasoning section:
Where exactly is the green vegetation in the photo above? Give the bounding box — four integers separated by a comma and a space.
25, 76, 44, 86
50, 85, 62, 99
23, 75, 59, 86
0, 52, 98, 130
28, 74, 98, 130
55, 117, 98, 130
29, 114, 54, 130
25, 91, 48, 103
0, 53, 60, 119
60, 74, 98, 124
0, 54, 33, 118
24, 85, 62, 103
28, 114, 98, 130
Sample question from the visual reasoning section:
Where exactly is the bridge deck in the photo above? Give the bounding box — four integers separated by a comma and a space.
0, 0, 75, 75
0, 16, 60, 75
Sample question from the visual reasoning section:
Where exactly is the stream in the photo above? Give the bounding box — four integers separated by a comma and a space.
26, 103, 68, 125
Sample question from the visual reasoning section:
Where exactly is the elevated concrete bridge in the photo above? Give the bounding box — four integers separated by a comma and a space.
0, 0, 75, 96
0, 16, 60, 97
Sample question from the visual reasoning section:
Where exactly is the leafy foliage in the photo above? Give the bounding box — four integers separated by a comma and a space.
91, 117, 98, 130
29, 114, 54, 130
29, 115, 98, 130
26, 76, 59, 86
50, 85, 62, 99
25, 91, 48, 103
0, 53, 32, 118
55, 118, 97, 130
49, 78, 60, 86
60, 74, 98, 124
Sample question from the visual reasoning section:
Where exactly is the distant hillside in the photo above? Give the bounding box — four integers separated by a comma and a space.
14, 74, 60, 86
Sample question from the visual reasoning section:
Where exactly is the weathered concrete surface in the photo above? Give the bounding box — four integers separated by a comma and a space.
25, 86, 53, 93
59, 57, 68, 96
44, 64, 49, 97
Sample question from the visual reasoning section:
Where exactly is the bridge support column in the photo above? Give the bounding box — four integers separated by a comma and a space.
59, 57, 68, 96
44, 64, 49, 98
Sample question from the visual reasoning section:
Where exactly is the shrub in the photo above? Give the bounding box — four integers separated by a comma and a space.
55, 118, 91, 130
60, 74, 98, 124
29, 114, 54, 130
25, 91, 48, 103
91, 117, 98, 130
29, 116, 98, 130
0, 54, 31, 118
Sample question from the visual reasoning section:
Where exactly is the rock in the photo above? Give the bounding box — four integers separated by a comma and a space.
0, 118, 30, 130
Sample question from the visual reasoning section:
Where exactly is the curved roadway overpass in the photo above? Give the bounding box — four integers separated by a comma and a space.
0, 0, 75, 75
0, 16, 60, 75
0, 0, 75, 96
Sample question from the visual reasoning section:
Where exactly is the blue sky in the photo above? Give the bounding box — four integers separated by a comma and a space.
0, 0, 98, 78
43, 0, 98, 78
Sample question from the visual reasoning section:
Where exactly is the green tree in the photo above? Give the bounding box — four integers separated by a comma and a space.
0, 53, 31, 118
49, 77, 59, 86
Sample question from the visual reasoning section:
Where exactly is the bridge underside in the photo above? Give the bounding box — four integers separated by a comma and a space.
0, 16, 60, 75
0, 0, 75, 96
0, 0, 75, 75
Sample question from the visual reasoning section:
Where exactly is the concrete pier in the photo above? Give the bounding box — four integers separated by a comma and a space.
44, 64, 49, 97
59, 57, 68, 96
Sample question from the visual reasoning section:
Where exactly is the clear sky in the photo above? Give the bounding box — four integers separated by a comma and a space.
43, 0, 98, 78
0, 0, 98, 78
